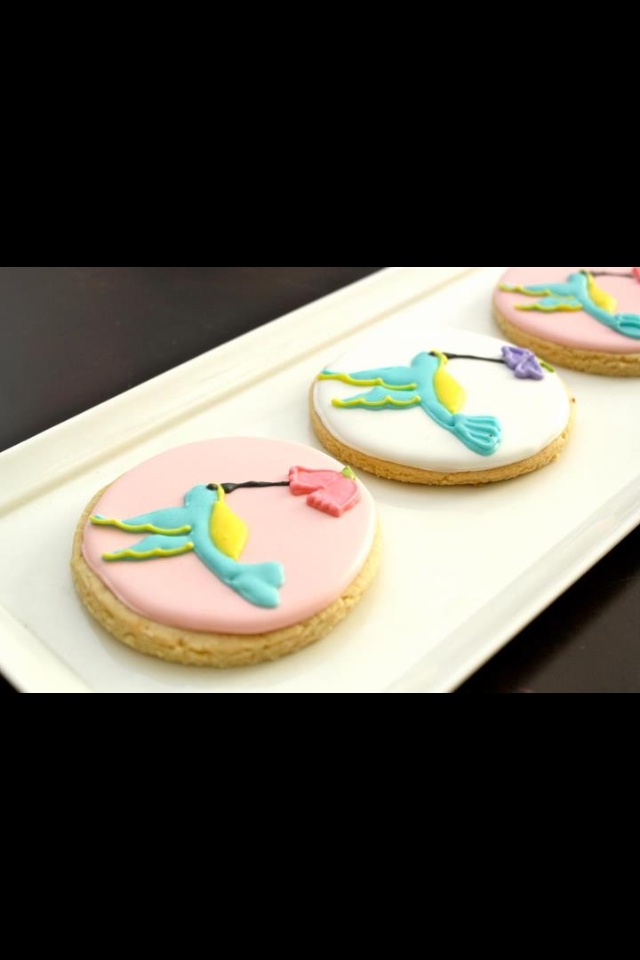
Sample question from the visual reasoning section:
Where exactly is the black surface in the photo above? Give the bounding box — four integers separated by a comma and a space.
458, 525, 640, 694
0, 267, 383, 451
1, 266, 638, 694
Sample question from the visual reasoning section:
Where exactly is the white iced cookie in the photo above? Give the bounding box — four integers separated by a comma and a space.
311, 328, 575, 485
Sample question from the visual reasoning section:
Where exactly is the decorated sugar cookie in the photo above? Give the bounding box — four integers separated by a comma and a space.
311, 329, 575, 485
72, 438, 380, 667
494, 267, 640, 376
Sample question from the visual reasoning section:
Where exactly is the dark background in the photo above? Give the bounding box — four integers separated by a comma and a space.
1, 266, 638, 693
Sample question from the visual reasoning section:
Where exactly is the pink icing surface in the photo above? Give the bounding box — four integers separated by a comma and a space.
495, 267, 640, 354
82, 438, 377, 635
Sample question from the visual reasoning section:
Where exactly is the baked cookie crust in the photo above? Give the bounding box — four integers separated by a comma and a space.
72, 489, 382, 668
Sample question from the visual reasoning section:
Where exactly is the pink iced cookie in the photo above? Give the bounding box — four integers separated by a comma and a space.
72, 437, 380, 668
494, 267, 640, 376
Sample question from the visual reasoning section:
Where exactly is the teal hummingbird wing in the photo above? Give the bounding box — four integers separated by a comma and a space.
333, 386, 422, 409
520, 281, 580, 297
91, 506, 192, 536
501, 279, 584, 312
321, 364, 422, 410
502, 280, 580, 297
519, 295, 583, 312
320, 365, 419, 390
102, 533, 194, 562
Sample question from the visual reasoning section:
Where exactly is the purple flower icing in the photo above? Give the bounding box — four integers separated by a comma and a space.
501, 346, 544, 381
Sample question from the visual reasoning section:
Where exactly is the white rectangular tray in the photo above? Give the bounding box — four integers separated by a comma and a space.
1, 267, 638, 693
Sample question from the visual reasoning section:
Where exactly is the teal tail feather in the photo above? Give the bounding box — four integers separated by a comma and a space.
452, 414, 502, 457
229, 561, 285, 609
614, 314, 640, 339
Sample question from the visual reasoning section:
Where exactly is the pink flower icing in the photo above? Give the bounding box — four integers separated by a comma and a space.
288, 467, 343, 495
289, 466, 361, 517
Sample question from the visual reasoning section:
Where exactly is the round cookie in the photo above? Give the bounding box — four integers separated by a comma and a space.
72, 437, 380, 667
494, 267, 640, 376
312, 328, 575, 485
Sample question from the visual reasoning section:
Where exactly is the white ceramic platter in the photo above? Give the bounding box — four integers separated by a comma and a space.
1, 267, 638, 693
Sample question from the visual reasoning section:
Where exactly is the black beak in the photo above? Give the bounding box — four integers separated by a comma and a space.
208, 481, 291, 494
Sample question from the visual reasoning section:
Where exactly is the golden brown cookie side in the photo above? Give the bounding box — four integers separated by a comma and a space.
311, 395, 575, 487
493, 303, 640, 377
71, 492, 382, 668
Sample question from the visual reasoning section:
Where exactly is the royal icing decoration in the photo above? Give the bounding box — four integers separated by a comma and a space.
313, 329, 572, 474
289, 466, 361, 517
82, 438, 376, 634
92, 484, 284, 608
501, 346, 550, 380
90, 468, 361, 609
500, 269, 640, 340
496, 268, 640, 353
319, 347, 547, 457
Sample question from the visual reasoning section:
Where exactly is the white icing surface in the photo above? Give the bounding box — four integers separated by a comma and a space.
313, 328, 572, 473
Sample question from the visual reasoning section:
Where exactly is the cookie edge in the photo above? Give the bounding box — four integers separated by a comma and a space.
311, 386, 576, 486
71, 489, 382, 668
493, 300, 640, 377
